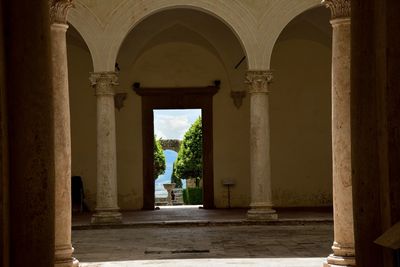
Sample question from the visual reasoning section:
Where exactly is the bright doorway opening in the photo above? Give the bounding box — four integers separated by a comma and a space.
153, 109, 203, 208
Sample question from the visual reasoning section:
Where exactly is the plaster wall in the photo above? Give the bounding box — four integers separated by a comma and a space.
67, 32, 97, 209
270, 7, 332, 207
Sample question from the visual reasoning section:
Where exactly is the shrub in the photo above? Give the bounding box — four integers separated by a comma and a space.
183, 188, 203, 205
170, 161, 182, 188
174, 117, 202, 182
154, 136, 166, 180
183, 189, 188, 204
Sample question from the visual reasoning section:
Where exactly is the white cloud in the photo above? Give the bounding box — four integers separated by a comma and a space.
154, 109, 201, 140
154, 115, 190, 140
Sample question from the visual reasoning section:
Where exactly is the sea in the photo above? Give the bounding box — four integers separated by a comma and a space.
155, 150, 186, 197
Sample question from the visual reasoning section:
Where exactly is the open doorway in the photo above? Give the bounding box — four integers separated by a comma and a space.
153, 109, 203, 208
134, 84, 218, 210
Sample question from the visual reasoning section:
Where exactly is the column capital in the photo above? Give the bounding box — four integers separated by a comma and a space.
322, 0, 350, 20
245, 70, 273, 94
49, 0, 74, 25
90, 72, 119, 96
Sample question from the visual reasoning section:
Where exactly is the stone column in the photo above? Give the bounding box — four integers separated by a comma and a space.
49, 1, 79, 266
246, 70, 277, 220
4, 0, 55, 265
90, 72, 122, 224
323, 1, 355, 266
352, 1, 400, 266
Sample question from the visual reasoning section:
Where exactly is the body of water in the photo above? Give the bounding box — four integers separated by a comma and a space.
155, 150, 186, 197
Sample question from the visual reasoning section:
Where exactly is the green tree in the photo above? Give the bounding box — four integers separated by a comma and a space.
154, 136, 166, 180
170, 161, 182, 188
174, 117, 202, 183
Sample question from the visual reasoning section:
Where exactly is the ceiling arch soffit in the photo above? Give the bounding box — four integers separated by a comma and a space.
102, 0, 259, 71
122, 24, 232, 93
67, 0, 320, 71
259, 0, 322, 69
67, 0, 106, 71
123, 21, 227, 71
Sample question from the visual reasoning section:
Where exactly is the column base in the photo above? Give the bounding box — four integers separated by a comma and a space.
73, 258, 79, 267
91, 210, 122, 225
323, 255, 356, 266
247, 207, 278, 221
324, 242, 356, 266
55, 245, 79, 267
55, 258, 79, 267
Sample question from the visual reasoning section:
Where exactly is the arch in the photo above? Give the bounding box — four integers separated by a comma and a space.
102, 1, 258, 71
67, 0, 102, 71
66, 0, 324, 71
116, 8, 246, 92
160, 140, 181, 153
117, 21, 226, 73
66, 23, 94, 70
260, 0, 322, 69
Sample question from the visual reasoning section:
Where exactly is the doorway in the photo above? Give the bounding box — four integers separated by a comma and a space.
134, 84, 219, 210
153, 109, 203, 207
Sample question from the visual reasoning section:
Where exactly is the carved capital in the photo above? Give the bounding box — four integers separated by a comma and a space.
90, 72, 119, 96
49, 0, 74, 24
245, 70, 273, 94
322, 0, 350, 20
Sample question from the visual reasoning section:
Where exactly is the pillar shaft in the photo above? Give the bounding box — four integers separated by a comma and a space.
246, 70, 277, 220
90, 72, 122, 224
352, 0, 400, 266
323, 0, 355, 266
49, 1, 78, 266
4, 0, 55, 265
0, 2, 9, 265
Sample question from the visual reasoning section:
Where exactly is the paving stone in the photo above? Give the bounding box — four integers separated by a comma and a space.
73, 224, 333, 266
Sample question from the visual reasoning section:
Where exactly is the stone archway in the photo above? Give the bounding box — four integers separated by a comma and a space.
160, 139, 181, 153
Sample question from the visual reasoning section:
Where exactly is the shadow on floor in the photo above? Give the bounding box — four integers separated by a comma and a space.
72, 206, 333, 228
72, 224, 333, 263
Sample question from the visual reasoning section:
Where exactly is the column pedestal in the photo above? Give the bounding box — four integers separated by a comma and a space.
247, 206, 278, 220
324, 242, 356, 266
91, 210, 122, 224
90, 72, 122, 225
246, 70, 277, 221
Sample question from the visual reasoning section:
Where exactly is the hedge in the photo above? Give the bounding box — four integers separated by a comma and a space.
182, 188, 203, 205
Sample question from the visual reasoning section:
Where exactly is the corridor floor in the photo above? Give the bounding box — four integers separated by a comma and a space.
72, 206, 333, 228
72, 207, 333, 267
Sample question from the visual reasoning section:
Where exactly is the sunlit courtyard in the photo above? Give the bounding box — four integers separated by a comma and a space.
78, 258, 328, 267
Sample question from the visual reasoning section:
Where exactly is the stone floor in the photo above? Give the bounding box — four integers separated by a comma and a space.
72, 207, 333, 267
73, 206, 333, 229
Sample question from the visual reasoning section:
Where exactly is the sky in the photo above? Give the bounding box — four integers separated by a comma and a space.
153, 109, 202, 140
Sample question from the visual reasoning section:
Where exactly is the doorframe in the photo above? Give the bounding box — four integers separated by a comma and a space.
134, 83, 219, 210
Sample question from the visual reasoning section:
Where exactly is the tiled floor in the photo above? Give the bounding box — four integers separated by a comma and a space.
72, 207, 333, 267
